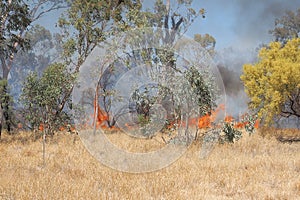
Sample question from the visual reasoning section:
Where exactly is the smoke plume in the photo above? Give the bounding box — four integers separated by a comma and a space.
232, 0, 300, 48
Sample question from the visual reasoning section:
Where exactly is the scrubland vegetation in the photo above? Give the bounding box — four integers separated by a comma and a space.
1, 1, 300, 199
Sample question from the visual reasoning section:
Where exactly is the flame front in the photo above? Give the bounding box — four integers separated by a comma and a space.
93, 99, 109, 129
91, 99, 259, 131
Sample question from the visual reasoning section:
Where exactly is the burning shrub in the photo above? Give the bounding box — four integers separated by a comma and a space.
220, 122, 242, 143
241, 113, 259, 135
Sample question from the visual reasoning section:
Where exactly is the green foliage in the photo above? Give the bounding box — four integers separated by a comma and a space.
137, 114, 150, 127
122, 0, 205, 42
62, 0, 211, 136
58, 0, 138, 68
269, 8, 300, 44
184, 66, 217, 116
20, 63, 75, 133
220, 122, 242, 143
0, 0, 65, 135
25, 25, 54, 48
10, 25, 59, 101
241, 38, 300, 125
0, 0, 31, 61
194, 33, 216, 55
242, 113, 258, 134
131, 85, 157, 120
0, 80, 14, 132
119, 0, 211, 124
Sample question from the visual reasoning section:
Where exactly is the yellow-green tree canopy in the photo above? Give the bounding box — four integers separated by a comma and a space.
241, 38, 300, 125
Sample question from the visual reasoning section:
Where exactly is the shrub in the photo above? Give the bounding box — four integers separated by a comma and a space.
20, 63, 75, 134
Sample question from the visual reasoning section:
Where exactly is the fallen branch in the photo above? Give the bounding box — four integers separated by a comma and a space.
277, 136, 300, 143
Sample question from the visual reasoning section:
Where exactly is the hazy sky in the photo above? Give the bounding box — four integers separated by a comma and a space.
189, 0, 300, 50
37, 0, 300, 50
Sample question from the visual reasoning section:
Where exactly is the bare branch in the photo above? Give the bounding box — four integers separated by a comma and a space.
281, 95, 300, 118
27, 0, 68, 23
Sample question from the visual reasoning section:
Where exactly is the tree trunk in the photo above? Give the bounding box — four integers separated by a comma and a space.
0, 79, 11, 134
0, 55, 12, 134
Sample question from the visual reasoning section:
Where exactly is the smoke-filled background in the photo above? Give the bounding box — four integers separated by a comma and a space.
32, 0, 300, 119
187, 0, 300, 118
192, 0, 300, 49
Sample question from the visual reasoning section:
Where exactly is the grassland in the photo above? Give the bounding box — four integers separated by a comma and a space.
0, 129, 300, 200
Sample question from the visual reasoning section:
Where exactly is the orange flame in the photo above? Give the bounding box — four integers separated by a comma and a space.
224, 115, 234, 123
90, 99, 260, 132
197, 104, 225, 129
198, 113, 211, 128
234, 122, 247, 129
59, 126, 65, 131
39, 123, 44, 131
254, 119, 260, 129
38, 123, 76, 132
93, 99, 109, 128
17, 123, 23, 129
93, 99, 120, 131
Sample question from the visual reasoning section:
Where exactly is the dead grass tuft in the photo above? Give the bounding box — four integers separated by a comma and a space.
258, 127, 300, 138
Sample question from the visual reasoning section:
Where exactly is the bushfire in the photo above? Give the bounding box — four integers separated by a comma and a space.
92, 101, 259, 131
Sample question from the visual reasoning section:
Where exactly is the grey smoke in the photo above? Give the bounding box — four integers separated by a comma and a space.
231, 0, 300, 48
214, 47, 258, 117
217, 64, 243, 96
202, 0, 300, 117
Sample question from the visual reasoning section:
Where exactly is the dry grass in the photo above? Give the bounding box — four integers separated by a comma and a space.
0, 129, 300, 200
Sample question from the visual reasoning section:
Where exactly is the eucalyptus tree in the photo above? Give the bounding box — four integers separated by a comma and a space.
269, 8, 300, 44
57, 0, 140, 71
0, 0, 66, 137
57, 0, 142, 128
116, 0, 212, 131
63, 0, 217, 139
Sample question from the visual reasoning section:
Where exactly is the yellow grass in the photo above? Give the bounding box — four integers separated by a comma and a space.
0, 129, 300, 200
